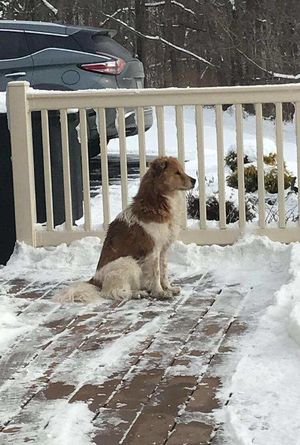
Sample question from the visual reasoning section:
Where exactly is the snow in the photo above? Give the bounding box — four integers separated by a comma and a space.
78, 105, 298, 228
0, 286, 30, 355
40, 0, 58, 16
207, 238, 300, 445
43, 401, 94, 445
2, 103, 300, 443
0, 92, 6, 113
2, 235, 300, 443
53, 314, 166, 385
229, 0, 236, 10
272, 72, 300, 80
2, 235, 300, 444
274, 243, 300, 346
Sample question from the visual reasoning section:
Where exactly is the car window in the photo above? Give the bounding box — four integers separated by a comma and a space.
25, 32, 80, 53
0, 31, 29, 59
92, 35, 133, 60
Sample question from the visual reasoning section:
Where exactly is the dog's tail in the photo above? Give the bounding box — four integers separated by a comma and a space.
54, 281, 102, 303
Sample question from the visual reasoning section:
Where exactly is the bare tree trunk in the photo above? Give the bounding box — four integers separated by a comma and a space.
135, 0, 145, 60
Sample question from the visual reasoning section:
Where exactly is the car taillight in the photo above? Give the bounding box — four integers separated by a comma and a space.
80, 58, 126, 75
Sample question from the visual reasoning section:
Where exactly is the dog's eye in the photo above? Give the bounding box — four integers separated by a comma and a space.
175, 171, 181, 175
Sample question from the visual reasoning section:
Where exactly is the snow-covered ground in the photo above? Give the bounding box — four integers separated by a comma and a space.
1, 235, 300, 444
1, 105, 300, 443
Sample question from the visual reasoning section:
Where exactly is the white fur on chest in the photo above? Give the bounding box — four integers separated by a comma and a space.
140, 193, 182, 249
140, 220, 175, 249
117, 192, 183, 249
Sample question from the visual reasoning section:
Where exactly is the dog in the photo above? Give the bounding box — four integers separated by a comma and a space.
55, 156, 195, 303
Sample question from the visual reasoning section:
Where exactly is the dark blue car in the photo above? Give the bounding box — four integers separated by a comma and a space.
0, 20, 153, 156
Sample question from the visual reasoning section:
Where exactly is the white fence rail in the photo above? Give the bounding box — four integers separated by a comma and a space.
7, 81, 300, 247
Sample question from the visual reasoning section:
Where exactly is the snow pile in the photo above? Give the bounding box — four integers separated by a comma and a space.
271, 242, 300, 346
44, 400, 94, 445
3, 234, 289, 289
215, 238, 300, 445
0, 92, 6, 113
0, 286, 30, 354
3, 237, 101, 283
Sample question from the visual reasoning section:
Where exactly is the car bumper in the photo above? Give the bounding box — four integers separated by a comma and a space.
88, 106, 153, 157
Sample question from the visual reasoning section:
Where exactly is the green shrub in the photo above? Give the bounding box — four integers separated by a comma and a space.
187, 193, 255, 223
264, 168, 293, 194
263, 153, 277, 166
227, 165, 258, 193
226, 151, 294, 194
225, 150, 250, 172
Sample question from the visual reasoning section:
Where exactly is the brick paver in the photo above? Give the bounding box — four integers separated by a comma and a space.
0, 275, 249, 444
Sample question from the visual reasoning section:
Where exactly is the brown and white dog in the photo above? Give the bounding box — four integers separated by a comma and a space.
56, 156, 195, 303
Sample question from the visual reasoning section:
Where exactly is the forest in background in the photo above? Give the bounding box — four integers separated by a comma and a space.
1, 0, 300, 89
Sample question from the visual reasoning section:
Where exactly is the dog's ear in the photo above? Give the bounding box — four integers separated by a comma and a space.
150, 158, 168, 176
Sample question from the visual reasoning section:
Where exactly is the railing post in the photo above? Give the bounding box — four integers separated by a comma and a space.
7, 81, 36, 246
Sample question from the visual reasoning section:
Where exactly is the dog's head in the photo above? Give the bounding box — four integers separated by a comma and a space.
149, 156, 196, 192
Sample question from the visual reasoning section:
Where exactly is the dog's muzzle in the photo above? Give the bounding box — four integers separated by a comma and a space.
189, 176, 196, 189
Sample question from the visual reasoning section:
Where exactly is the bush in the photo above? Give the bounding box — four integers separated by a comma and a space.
225, 150, 250, 172
227, 165, 258, 193
263, 153, 277, 166
187, 193, 255, 223
226, 151, 294, 194
264, 168, 293, 194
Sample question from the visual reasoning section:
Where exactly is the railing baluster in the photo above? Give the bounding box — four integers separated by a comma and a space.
255, 103, 266, 228
295, 102, 300, 227
79, 109, 91, 231
60, 109, 73, 231
97, 108, 110, 229
117, 107, 128, 209
41, 110, 54, 230
176, 105, 185, 166
215, 105, 226, 229
8, 81, 36, 245
195, 105, 206, 229
156, 105, 165, 156
137, 106, 147, 176
175, 105, 187, 228
235, 104, 246, 228
275, 102, 285, 228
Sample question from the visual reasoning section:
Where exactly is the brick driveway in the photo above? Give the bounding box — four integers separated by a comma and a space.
0, 274, 247, 444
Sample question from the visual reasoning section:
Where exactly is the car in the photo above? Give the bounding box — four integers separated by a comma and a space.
0, 20, 153, 157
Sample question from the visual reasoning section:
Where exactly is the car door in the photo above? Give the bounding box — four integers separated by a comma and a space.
0, 30, 33, 91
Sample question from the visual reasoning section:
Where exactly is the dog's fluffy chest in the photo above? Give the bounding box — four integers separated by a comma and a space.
140, 220, 178, 249
118, 192, 182, 251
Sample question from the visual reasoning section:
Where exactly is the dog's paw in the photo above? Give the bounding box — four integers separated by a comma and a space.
132, 290, 149, 299
150, 289, 173, 300
161, 285, 181, 296
169, 285, 181, 296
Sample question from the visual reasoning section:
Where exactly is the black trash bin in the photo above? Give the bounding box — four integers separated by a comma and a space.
32, 111, 83, 226
0, 110, 83, 265
0, 113, 16, 265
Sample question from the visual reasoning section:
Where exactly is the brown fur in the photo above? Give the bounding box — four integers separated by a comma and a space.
95, 156, 195, 270
131, 156, 193, 223
96, 220, 154, 270
56, 156, 195, 303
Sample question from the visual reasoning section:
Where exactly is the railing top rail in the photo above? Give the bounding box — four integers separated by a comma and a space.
8, 81, 300, 111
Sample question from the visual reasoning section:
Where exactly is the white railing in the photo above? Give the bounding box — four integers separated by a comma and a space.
7, 81, 300, 247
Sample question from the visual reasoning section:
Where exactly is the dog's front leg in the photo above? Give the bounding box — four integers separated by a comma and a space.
160, 248, 181, 296
141, 251, 171, 299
